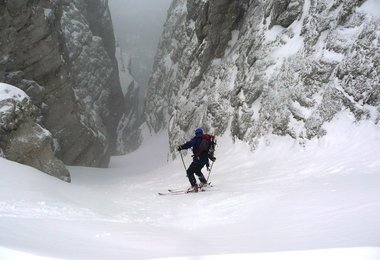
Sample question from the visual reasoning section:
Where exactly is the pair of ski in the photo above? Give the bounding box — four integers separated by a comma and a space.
158, 183, 213, 196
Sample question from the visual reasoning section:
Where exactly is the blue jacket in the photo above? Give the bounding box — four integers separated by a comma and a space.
180, 136, 209, 165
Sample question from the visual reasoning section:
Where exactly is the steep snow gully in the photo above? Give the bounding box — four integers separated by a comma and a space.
0, 115, 380, 259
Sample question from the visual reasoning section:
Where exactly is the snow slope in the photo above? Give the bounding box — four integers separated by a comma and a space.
0, 114, 380, 259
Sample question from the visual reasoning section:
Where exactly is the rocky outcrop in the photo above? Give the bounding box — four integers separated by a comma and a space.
267, 0, 304, 28
66, 0, 126, 155
146, 0, 380, 152
0, 0, 125, 167
0, 83, 70, 182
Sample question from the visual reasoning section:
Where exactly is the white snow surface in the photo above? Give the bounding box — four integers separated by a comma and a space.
358, 0, 380, 19
0, 115, 380, 259
115, 46, 135, 95
0, 83, 30, 114
0, 83, 29, 103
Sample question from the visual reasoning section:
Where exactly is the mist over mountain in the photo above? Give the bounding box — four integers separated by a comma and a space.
108, 0, 171, 89
108, 0, 171, 154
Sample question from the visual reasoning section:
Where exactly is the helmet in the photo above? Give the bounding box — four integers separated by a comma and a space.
195, 128, 203, 136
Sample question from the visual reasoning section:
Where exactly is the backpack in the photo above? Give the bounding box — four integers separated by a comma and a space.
195, 134, 216, 158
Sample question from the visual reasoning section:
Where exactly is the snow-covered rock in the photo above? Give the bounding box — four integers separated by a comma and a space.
0, 83, 70, 182
145, 0, 380, 153
0, 0, 125, 167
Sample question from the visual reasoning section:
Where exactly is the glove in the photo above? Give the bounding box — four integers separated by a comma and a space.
176, 145, 182, 151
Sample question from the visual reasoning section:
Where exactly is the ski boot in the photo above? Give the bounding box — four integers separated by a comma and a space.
187, 185, 199, 193
199, 182, 208, 188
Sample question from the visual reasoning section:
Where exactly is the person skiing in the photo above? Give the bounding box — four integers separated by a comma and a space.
177, 128, 216, 192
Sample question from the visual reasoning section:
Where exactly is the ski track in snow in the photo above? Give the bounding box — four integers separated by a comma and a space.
0, 116, 380, 259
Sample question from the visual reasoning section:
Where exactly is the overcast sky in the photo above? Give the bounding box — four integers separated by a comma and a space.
108, 0, 172, 87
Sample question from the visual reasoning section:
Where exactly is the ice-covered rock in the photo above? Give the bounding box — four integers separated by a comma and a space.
146, 0, 380, 153
0, 83, 70, 182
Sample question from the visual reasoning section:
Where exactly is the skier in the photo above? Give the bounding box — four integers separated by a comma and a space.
177, 128, 216, 192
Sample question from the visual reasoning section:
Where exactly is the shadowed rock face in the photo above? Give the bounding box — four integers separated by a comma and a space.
146, 0, 379, 153
0, 0, 125, 167
4, 120, 71, 182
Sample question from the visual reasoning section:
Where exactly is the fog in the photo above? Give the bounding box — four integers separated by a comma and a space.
108, 0, 172, 89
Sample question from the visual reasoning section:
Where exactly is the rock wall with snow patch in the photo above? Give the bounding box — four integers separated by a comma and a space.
145, 0, 380, 153
0, 0, 125, 167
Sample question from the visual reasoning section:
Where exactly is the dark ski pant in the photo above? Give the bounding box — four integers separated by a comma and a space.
187, 161, 207, 187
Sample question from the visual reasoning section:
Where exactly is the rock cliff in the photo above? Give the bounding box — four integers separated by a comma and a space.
0, 0, 125, 167
146, 0, 380, 152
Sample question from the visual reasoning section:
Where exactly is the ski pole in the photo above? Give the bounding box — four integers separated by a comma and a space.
179, 150, 187, 173
206, 134, 216, 183
206, 160, 214, 183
